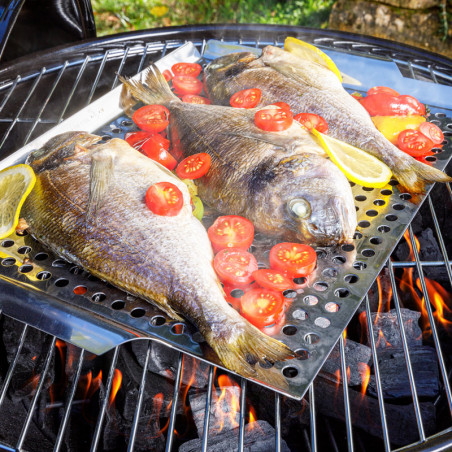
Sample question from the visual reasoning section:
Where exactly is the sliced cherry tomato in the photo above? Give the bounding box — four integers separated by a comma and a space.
367, 86, 399, 97
397, 129, 434, 157
419, 122, 444, 145
182, 94, 211, 104
162, 70, 173, 82
145, 182, 183, 216
172, 62, 202, 77
294, 113, 329, 133
240, 288, 285, 328
359, 93, 425, 116
133, 105, 170, 133
213, 248, 258, 286
271, 102, 291, 111
141, 136, 177, 170
252, 269, 294, 292
176, 152, 211, 179
208, 215, 254, 253
269, 242, 317, 277
125, 131, 156, 150
172, 76, 203, 95
223, 284, 254, 310
254, 107, 293, 132
230, 88, 262, 109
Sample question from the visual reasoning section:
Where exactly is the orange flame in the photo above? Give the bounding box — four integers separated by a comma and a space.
358, 362, 371, 396
151, 393, 168, 439
346, 366, 351, 385
109, 369, 122, 407
31, 355, 37, 361
376, 330, 392, 349
213, 375, 240, 433
359, 311, 368, 345
55, 339, 66, 367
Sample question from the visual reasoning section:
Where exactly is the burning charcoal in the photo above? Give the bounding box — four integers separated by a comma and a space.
313, 376, 436, 446
179, 420, 290, 452
418, 228, 450, 282
367, 347, 440, 400
367, 308, 422, 350
320, 338, 372, 386
130, 341, 209, 388
190, 385, 241, 436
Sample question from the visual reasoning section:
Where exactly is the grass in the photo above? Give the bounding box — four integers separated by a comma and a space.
92, 0, 335, 36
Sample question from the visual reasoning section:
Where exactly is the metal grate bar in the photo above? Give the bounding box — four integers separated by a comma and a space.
87, 51, 111, 106
201, 366, 215, 452
388, 257, 426, 441
112, 47, 131, 89
309, 383, 317, 452
340, 334, 354, 452
0, 69, 44, 150
324, 417, 340, 452
392, 260, 452, 268
408, 225, 452, 416
90, 345, 120, 452
275, 392, 282, 452
238, 378, 246, 452
165, 352, 183, 452
0, 323, 28, 407
57, 56, 91, 123
16, 336, 57, 451
0, 75, 20, 113
365, 294, 391, 451
137, 44, 152, 74
54, 348, 86, 452
23, 62, 69, 146
127, 342, 152, 452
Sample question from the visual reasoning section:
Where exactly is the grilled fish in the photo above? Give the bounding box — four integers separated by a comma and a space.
21, 132, 294, 378
121, 67, 357, 246
204, 46, 452, 193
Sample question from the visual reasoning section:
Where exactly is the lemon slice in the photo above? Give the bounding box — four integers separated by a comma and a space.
284, 36, 342, 82
310, 129, 392, 188
0, 164, 36, 239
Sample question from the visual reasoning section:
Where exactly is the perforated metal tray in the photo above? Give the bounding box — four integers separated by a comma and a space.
0, 41, 451, 400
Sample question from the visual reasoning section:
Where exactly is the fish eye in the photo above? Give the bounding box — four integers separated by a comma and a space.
288, 198, 311, 219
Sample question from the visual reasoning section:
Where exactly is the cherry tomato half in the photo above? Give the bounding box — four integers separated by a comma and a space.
269, 242, 317, 277
208, 215, 254, 253
359, 93, 425, 116
367, 86, 400, 97
252, 269, 294, 292
182, 94, 211, 104
213, 248, 258, 286
162, 70, 173, 82
240, 288, 285, 328
172, 76, 203, 95
397, 129, 434, 157
230, 88, 262, 109
125, 131, 156, 150
294, 113, 329, 133
176, 152, 211, 179
171, 62, 202, 78
141, 136, 177, 170
145, 182, 183, 216
133, 105, 170, 133
419, 122, 444, 146
254, 107, 293, 132
271, 102, 291, 111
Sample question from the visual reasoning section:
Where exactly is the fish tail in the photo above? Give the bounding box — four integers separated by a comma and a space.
119, 65, 179, 106
209, 320, 295, 378
392, 158, 452, 194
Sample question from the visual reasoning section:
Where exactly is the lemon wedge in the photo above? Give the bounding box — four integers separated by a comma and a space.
0, 164, 36, 239
284, 36, 342, 82
310, 129, 392, 188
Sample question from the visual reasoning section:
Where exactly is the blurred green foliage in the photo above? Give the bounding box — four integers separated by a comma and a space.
92, 0, 335, 36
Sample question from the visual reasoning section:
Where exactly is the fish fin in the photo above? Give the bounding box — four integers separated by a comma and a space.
87, 151, 115, 220
119, 65, 179, 106
208, 319, 295, 379
392, 159, 452, 194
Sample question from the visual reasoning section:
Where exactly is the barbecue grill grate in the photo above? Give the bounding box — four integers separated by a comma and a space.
0, 25, 451, 451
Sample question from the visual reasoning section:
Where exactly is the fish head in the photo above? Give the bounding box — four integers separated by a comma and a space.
271, 155, 357, 246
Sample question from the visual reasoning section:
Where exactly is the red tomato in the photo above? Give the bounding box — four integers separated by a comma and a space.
254, 108, 293, 132
269, 242, 317, 277
176, 152, 211, 179
419, 122, 444, 145
294, 113, 329, 133
182, 94, 211, 104
172, 76, 203, 95
141, 136, 177, 170
223, 284, 254, 310
230, 88, 262, 109
359, 93, 425, 116
172, 62, 202, 77
125, 131, 156, 150
252, 269, 294, 292
397, 129, 434, 157
207, 215, 254, 253
133, 105, 170, 133
240, 288, 285, 328
162, 70, 173, 82
145, 182, 183, 216
213, 248, 258, 286
271, 102, 291, 111
367, 86, 399, 97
